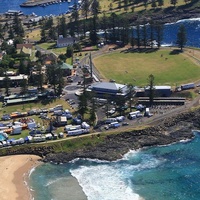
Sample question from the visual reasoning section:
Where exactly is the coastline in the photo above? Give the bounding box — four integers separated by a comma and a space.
0, 155, 41, 200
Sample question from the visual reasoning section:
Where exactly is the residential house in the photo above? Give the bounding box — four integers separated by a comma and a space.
56, 36, 78, 48
16, 44, 33, 56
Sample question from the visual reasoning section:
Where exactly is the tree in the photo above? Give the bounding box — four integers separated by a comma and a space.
71, 3, 79, 37
176, 24, 187, 51
100, 12, 108, 43
78, 92, 88, 119
126, 84, 135, 112
47, 62, 58, 94
147, 74, 155, 107
66, 46, 74, 58
158, 0, 164, 7
13, 14, 24, 37
151, 0, 157, 9
89, 93, 97, 125
13, 36, 24, 48
3, 75, 11, 96
149, 20, 154, 48
20, 77, 28, 95
35, 62, 44, 90
143, 0, 148, 9
40, 27, 47, 43
142, 23, 147, 48
58, 16, 67, 37
136, 23, 141, 49
154, 22, 163, 48
110, 13, 118, 43
82, 0, 90, 37
124, 0, 128, 12
170, 0, 178, 7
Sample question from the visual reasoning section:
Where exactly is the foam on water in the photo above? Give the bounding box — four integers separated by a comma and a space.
44, 177, 65, 187
69, 150, 164, 200
70, 165, 140, 200
29, 167, 36, 177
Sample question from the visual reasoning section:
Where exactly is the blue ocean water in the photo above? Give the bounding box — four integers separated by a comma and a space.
29, 131, 200, 200
163, 18, 200, 48
0, 2, 200, 47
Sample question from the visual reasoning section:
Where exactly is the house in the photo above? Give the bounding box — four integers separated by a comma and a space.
56, 36, 78, 48
16, 44, 33, 56
43, 54, 57, 66
58, 62, 73, 76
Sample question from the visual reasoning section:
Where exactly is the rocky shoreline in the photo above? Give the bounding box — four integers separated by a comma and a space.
132, 5, 200, 25
43, 108, 200, 163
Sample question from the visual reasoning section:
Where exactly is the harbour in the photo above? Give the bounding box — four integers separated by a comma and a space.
20, 0, 71, 7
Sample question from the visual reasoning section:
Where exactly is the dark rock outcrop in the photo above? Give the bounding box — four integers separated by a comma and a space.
43, 109, 200, 163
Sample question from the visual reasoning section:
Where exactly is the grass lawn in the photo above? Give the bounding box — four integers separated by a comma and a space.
99, 0, 187, 16
26, 28, 41, 41
93, 48, 200, 87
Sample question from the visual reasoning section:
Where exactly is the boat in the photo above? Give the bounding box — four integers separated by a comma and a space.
5, 10, 23, 16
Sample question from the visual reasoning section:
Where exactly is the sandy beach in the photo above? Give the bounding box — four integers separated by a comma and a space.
0, 155, 41, 200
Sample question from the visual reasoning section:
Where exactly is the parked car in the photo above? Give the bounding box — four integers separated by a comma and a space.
122, 122, 129, 126
1, 114, 10, 121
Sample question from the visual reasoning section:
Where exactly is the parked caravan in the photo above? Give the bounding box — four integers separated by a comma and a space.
73, 118, 82, 125
67, 129, 89, 136
128, 111, 140, 119
33, 136, 46, 142
8, 139, 16, 146
1, 141, 7, 147
109, 122, 121, 128
104, 118, 117, 124
27, 121, 37, 130
116, 116, 125, 122
25, 136, 33, 143
58, 132, 64, 138
45, 133, 53, 140
53, 110, 63, 116
49, 105, 63, 113
181, 83, 195, 90
64, 125, 81, 132
82, 122, 90, 129
11, 125, 22, 135
129, 114, 137, 120
15, 138, 25, 145
52, 133, 58, 140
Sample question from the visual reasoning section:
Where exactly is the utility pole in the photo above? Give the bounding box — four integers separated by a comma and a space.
90, 52, 93, 79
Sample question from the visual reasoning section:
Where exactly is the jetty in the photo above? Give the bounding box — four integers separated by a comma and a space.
20, 0, 69, 7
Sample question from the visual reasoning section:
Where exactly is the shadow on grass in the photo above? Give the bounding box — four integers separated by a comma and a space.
40, 98, 56, 105
169, 49, 182, 55
121, 48, 159, 54
47, 44, 56, 49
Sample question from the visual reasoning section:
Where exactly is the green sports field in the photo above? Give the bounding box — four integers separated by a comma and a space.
93, 49, 200, 87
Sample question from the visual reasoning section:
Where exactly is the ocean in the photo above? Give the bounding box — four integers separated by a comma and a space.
29, 131, 200, 200
2, 2, 200, 199
1, 1, 200, 47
